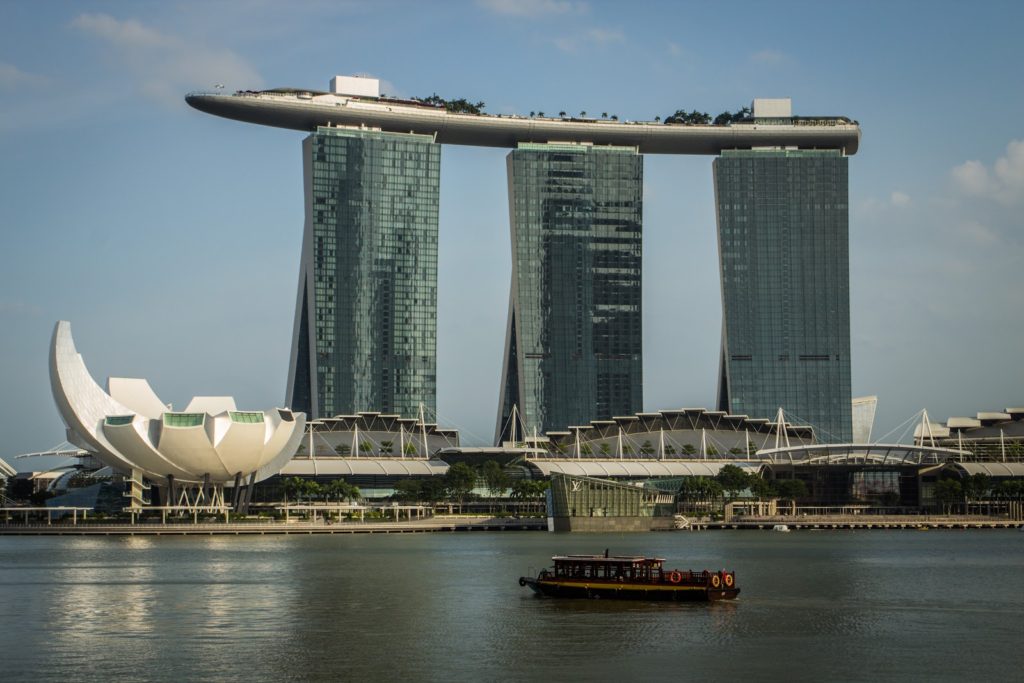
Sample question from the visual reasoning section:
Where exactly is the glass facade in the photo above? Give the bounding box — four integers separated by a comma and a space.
288, 127, 440, 420
496, 143, 643, 441
715, 149, 852, 442
163, 413, 205, 428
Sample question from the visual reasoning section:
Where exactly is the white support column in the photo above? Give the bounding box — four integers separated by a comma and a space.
420, 403, 429, 458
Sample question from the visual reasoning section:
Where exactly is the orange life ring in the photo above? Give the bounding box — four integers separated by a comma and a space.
724, 573, 734, 588
711, 574, 721, 588
667, 571, 682, 584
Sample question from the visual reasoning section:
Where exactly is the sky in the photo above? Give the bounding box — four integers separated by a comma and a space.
1, 0, 1022, 470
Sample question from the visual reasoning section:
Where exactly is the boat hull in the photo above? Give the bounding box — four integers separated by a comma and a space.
520, 577, 739, 602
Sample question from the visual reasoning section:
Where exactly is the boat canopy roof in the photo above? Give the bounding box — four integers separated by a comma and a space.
553, 554, 664, 565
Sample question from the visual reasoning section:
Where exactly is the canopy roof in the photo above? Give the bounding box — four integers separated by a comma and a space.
523, 459, 763, 478
280, 458, 449, 477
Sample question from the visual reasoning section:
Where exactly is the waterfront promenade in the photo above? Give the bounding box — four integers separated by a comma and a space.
0, 514, 545, 536
698, 515, 1022, 531
2, 513, 1020, 535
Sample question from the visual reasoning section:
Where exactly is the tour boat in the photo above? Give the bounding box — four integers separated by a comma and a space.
519, 552, 739, 602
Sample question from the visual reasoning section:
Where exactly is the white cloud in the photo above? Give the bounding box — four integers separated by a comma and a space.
554, 27, 625, 53
586, 28, 624, 44
0, 62, 46, 89
72, 14, 175, 48
958, 219, 999, 247
477, 0, 587, 17
890, 191, 911, 207
668, 42, 683, 57
855, 190, 912, 213
71, 13, 262, 107
951, 139, 1024, 205
751, 49, 787, 65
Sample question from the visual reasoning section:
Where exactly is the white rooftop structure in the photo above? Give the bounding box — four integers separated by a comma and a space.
329, 75, 379, 97
752, 98, 793, 118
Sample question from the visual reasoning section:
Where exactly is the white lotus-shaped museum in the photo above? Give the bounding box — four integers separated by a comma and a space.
49, 321, 306, 485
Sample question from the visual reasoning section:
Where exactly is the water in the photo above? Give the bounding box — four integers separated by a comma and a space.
1, 530, 1021, 681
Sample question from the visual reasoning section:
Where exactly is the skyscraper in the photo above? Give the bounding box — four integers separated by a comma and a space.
496, 143, 643, 441
287, 126, 441, 420
715, 148, 852, 442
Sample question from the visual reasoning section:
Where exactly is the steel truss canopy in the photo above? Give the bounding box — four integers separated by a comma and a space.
185, 91, 861, 155
757, 443, 972, 466
281, 458, 448, 477
522, 459, 764, 479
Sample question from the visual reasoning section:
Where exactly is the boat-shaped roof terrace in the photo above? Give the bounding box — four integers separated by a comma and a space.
186, 89, 860, 155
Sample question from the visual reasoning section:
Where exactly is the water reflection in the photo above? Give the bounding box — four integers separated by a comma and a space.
0, 531, 1021, 681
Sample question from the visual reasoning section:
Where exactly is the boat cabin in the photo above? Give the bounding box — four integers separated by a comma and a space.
551, 555, 666, 582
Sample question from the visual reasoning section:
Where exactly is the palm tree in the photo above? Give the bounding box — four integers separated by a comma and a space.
601, 112, 608, 118
326, 479, 360, 502
579, 110, 587, 118
558, 111, 567, 118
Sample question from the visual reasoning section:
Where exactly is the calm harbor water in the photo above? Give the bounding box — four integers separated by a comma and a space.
0, 530, 1021, 682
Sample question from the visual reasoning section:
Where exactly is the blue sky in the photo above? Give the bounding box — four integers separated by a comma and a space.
2, 0, 1022, 468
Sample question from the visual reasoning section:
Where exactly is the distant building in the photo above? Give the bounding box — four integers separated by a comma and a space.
496, 143, 643, 441
188, 85, 861, 442
852, 396, 878, 443
287, 124, 441, 420
715, 108, 853, 442
0, 456, 14, 485
914, 406, 1024, 460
